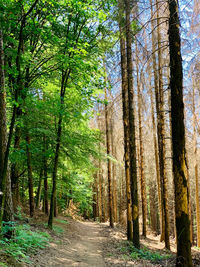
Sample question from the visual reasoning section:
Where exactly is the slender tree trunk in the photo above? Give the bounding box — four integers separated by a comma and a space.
150, 0, 163, 238
11, 123, 21, 210
93, 173, 98, 220
125, 0, 140, 248
98, 148, 102, 222
136, 41, 147, 237
36, 169, 43, 209
168, 0, 192, 265
0, 30, 7, 228
44, 165, 49, 215
26, 134, 35, 217
101, 172, 106, 222
111, 120, 117, 223
43, 135, 49, 215
54, 196, 57, 217
192, 86, 200, 247
48, 70, 70, 228
104, 76, 114, 228
118, 0, 132, 240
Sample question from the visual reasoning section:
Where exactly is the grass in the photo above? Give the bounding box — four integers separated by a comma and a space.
119, 241, 171, 263
0, 222, 50, 264
55, 218, 69, 225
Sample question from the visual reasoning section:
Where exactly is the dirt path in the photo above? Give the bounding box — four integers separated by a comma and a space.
48, 221, 105, 267
32, 219, 108, 267
30, 217, 200, 267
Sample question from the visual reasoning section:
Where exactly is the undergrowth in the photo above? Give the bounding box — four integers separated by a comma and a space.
120, 241, 171, 263
0, 222, 50, 264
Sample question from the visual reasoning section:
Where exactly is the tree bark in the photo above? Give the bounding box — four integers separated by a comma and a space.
125, 0, 140, 248
36, 169, 43, 209
26, 134, 35, 217
118, 0, 133, 240
0, 30, 7, 228
104, 73, 114, 228
48, 70, 70, 228
136, 41, 147, 237
192, 85, 200, 247
154, 0, 170, 249
43, 135, 49, 215
150, 0, 164, 238
168, 0, 193, 265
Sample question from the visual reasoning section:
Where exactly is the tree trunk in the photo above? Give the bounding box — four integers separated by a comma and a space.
136, 41, 147, 238
168, 0, 192, 265
150, 0, 163, 238
11, 122, 21, 211
44, 164, 49, 215
98, 148, 102, 222
125, 0, 140, 248
26, 134, 35, 217
43, 135, 49, 215
192, 85, 200, 247
111, 120, 117, 223
93, 173, 98, 220
36, 169, 43, 209
118, 0, 133, 240
0, 30, 7, 228
104, 75, 114, 228
155, 0, 170, 249
48, 70, 70, 228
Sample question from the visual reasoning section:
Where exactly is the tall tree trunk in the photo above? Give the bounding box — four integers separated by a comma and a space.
125, 0, 140, 248
93, 173, 98, 220
118, 0, 132, 240
3, 168, 14, 239
11, 122, 21, 210
0, 30, 7, 228
0, 31, 14, 232
136, 41, 147, 237
26, 134, 35, 217
36, 169, 43, 209
43, 135, 48, 215
150, 0, 163, 238
111, 119, 117, 223
192, 86, 200, 247
44, 166, 49, 215
168, 0, 192, 265
156, 0, 170, 249
48, 70, 70, 228
104, 76, 114, 228
98, 144, 102, 222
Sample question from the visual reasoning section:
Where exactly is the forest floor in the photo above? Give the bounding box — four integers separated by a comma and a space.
1, 215, 200, 266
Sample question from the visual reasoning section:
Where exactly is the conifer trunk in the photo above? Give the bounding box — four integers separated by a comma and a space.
136, 41, 147, 237
168, 0, 192, 265
150, 0, 163, 238
125, 0, 140, 248
192, 86, 200, 247
119, 0, 132, 240
104, 82, 114, 228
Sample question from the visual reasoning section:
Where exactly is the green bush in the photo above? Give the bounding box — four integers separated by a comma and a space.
0, 223, 50, 264
120, 242, 171, 263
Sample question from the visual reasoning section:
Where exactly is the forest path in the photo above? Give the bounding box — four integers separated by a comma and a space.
48, 220, 105, 267
33, 218, 109, 267
30, 216, 199, 267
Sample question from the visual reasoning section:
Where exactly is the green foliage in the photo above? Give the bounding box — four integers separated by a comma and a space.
0, 223, 50, 264
119, 241, 171, 263
52, 225, 64, 235
55, 218, 69, 225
